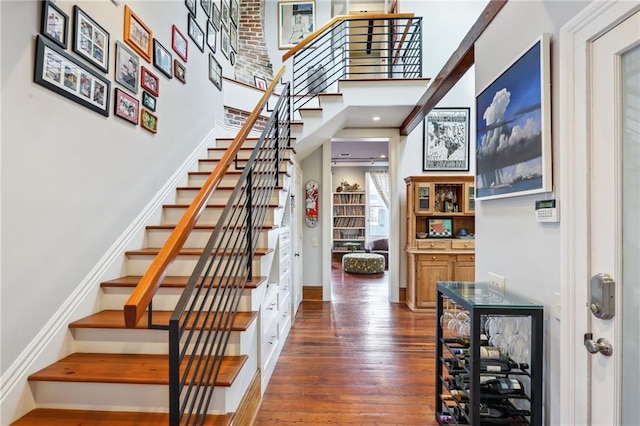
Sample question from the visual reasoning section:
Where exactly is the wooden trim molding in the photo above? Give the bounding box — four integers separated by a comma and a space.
399, 0, 508, 136
303, 286, 323, 301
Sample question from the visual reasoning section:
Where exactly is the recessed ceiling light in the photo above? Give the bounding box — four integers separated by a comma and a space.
372, 116, 381, 121
380, 154, 386, 158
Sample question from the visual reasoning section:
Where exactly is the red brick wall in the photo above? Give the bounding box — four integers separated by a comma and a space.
234, 0, 274, 85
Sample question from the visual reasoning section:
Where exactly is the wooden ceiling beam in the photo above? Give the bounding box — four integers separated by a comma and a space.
399, 0, 508, 136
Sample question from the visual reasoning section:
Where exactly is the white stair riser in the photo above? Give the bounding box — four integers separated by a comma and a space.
146, 227, 269, 249
207, 149, 292, 161
198, 160, 290, 173
71, 328, 247, 356
125, 253, 267, 277
101, 287, 257, 312
162, 206, 281, 226
176, 188, 282, 205
188, 173, 289, 189
215, 139, 259, 149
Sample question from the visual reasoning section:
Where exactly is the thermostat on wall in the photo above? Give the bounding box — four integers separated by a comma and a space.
535, 199, 559, 222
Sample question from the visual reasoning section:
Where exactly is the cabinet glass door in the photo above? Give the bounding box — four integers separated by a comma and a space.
414, 183, 432, 214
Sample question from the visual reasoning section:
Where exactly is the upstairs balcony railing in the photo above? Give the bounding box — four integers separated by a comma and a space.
282, 13, 422, 113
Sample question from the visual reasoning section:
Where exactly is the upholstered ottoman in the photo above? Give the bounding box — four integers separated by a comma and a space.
342, 253, 385, 274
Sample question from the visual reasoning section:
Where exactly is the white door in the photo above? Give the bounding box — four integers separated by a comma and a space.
291, 164, 303, 317
562, 3, 640, 425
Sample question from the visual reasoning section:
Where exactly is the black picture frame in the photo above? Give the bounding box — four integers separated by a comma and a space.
206, 20, 217, 53
188, 14, 205, 53
220, 27, 229, 59
41, 0, 69, 49
422, 107, 470, 171
72, 5, 110, 73
174, 59, 186, 84
114, 41, 139, 94
34, 35, 110, 117
211, 2, 221, 30
185, 0, 197, 17
230, 0, 239, 28
200, 0, 212, 17
142, 90, 156, 111
153, 39, 173, 79
208, 53, 222, 91
230, 23, 238, 52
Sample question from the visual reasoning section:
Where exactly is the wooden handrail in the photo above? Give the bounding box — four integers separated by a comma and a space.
123, 66, 287, 328
282, 12, 415, 61
392, 17, 415, 66
399, 0, 507, 135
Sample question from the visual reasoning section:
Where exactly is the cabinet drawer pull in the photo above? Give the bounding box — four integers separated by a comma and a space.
432, 256, 436, 260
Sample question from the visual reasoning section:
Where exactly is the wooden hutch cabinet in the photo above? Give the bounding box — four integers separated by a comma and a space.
405, 176, 475, 311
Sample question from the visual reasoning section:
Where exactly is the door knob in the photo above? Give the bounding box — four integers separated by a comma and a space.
584, 333, 613, 356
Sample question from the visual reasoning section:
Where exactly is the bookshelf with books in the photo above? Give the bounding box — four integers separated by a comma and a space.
332, 191, 366, 254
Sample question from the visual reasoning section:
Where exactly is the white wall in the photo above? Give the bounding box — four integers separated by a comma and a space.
0, 0, 229, 375
300, 146, 324, 286
473, 1, 588, 424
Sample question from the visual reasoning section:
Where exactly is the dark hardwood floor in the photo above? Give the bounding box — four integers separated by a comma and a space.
254, 260, 439, 425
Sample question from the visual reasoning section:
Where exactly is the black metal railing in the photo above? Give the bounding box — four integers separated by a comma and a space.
287, 14, 422, 112
167, 83, 291, 425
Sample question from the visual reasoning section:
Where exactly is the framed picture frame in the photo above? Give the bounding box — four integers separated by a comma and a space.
188, 14, 205, 53
114, 87, 139, 124
254, 76, 267, 90
200, 0, 212, 17
229, 24, 238, 52
427, 218, 453, 238
141, 66, 159, 96
174, 59, 186, 83
220, 29, 229, 58
230, 0, 239, 28
141, 109, 158, 133
153, 39, 173, 79
41, 0, 69, 49
171, 25, 188, 62
221, 0, 230, 29
475, 33, 552, 200
124, 5, 152, 62
206, 20, 217, 53
278, 1, 315, 49
114, 41, 139, 94
34, 35, 110, 116
422, 108, 470, 172
211, 2, 221, 30
142, 90, 156, 112
229, 51, 236, 66
72, 6, 110, 73
208, 53, 222, 91
185, 0, 197, 17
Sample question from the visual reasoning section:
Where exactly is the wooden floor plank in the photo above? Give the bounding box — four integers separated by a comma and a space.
253, 259, 438, 425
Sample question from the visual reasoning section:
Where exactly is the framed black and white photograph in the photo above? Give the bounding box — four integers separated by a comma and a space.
206, 20, 217, 53
41, 0, 69, 49
115, 41, 139, 94
200, 0, 212, 17
72, 6, 110, 73
230, 0, 239, 27
153, 39, 173, 79
34, 35, 110, 117
142, 90, 156, 111
221, 0, 230, 29
188, 13, 205, 53
211, 2, 221, 30
422, 108, 470, 172
208, 53, 222, 90
230, 24, 238, 52
172, 25, 188, 62
220, 28, 229, 58
475, 34, 552, 200
185, 0, 197, 17
278, 1, 315, 49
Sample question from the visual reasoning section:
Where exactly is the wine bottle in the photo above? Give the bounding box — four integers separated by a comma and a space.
480, 403, 531, 418
480, 377, 526, 396
451, 345, 501, 358
480, 357, 529, 372
440, 389, 468, 402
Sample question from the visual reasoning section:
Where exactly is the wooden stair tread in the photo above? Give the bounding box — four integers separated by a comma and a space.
11, 408, 233, 426
162, 203, 282, 208
176, 185, 284, 191
188, 170, 289, 176
124, 247, 272, 256
69, 310, 258, 330
28, 353, 248, 386
146, 223, 279, 230
208, 146, 295, 151
100, 275, 267, 289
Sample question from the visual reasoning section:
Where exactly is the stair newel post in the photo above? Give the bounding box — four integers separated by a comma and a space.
246, 170, 254, 277
168, 319, 181, 426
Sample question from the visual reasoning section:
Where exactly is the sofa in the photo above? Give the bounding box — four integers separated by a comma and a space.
365, 238, 388, 270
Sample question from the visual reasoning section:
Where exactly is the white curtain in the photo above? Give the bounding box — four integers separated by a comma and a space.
367, 170, 390, 209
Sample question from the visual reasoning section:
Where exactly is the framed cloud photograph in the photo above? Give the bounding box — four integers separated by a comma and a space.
422, 108, 470, 171
475, 34, 552, 200
278, 1, 315, 49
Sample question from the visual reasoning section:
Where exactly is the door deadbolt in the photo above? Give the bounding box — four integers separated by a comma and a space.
584, 333, 613, 356
590, 273, 615, 319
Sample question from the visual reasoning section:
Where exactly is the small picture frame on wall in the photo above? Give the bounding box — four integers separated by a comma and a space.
124, 5, 152, 62
171, 25, 188, 62
185, 0, 197, 17
114, 87, 139, 124
140, 66, 159, 96
153, 39, 173, 79
230, 0, 240, 27
221, 0, 230, 29
200, 0, 212, 17
174, 59, 186, 83
114, 41, 139, 94
220, 29, 229, 58
188, 13, 205, 53
211, 2, 221, 30
41, 0, 69, 49
208, 53, 222, 90
142, 90, 156, 111
422, 108, 470, 172
72, 6, 110, 73
254, 76, 267, 90
206, 20, 217, 53
140, 109, 158, 133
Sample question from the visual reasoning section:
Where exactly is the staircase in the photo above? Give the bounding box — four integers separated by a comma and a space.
11, 137, 295, 425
